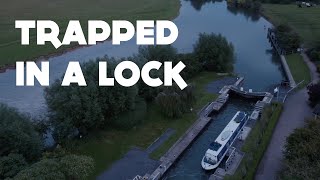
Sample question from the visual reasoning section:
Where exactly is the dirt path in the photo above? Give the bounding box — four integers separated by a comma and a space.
255, 52, 318, 180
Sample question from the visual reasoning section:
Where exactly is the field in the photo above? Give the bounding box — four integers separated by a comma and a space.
0, 0, 180, 67
286, 53, 311, 87
66, 71, 221, 179
263, 4, 320, 47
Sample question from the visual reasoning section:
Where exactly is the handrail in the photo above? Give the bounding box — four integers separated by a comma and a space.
282, 79, 305, 103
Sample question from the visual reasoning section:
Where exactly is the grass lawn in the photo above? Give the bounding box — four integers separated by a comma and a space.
286, 53, 311, 88
225, 103, 283, 180
65, 71, 222, 179
0, 0, 180, 67
262, 4, 320, 47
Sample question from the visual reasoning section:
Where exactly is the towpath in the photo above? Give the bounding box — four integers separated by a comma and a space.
255, 52, 318, 180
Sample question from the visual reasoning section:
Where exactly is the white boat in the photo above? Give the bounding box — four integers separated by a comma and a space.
201, 111, 247, 170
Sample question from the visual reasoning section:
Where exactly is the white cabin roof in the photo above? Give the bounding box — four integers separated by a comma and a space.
206, 111, 246, 156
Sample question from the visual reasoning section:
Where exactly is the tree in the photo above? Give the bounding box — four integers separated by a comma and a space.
138, 45, 177, 63
0, 104, 43, 162
137, 45, 177, 101
274, 24, 301, 53
156, 84, 195, 118
282, 119, 320, 179
0, 153, 27, 179
174, 53, 202, 80
13, 159, 65, 180
13, 155, 94, 180
45, 58, 139, 141
307, 82, 320, 107
194, 33, 234, 72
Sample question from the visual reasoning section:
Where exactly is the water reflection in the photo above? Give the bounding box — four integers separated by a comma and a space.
226, 5, 261, 22
0, 0, 285, 116
186, 0, 223, 11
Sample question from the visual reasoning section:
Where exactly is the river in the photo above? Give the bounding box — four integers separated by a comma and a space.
0, 0, 285, 178
0, 0, 284, 117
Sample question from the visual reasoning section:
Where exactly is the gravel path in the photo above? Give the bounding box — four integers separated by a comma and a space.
255, 52, 318, 180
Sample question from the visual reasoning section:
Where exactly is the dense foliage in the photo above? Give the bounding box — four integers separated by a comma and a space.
273, 24, 301, 53
13, 155, 94, 180
45, 33, 235, 140
0, 153, 27, 179
0, 104, 43, 162
0, 104, 94, 179
194, 33, 234, 72
156, 84, 195, 118
281, 119, 320, 179
45, 58, 140, 141
307, 82, 320, 107
174, 53, 202, 80
307, 44, 320, 62
227, 0, 262, 12
138, 45, 177, 63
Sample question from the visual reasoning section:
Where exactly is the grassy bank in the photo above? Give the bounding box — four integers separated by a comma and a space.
225, 102, 283, 180
65, 71, 221, 179
286, 53, 311, 87
0, 0, 180, 67
262, 4, 320, 47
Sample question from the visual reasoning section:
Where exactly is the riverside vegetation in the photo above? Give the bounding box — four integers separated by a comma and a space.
262, 3, 320, 77
0, 0, 180, 67
225, 102, 283, 180
0, 104, 94, 179
1, 33, 235, 178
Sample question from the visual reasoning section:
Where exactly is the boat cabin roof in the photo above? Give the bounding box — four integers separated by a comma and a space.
207, 111, 246, 156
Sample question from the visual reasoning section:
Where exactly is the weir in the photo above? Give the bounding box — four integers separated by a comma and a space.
139, 77, 273, 180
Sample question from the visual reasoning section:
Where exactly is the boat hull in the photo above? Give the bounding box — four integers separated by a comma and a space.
201, 157, 219, 170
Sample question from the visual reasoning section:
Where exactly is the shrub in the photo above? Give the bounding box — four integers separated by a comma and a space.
0, 104, 43, 162
274, 24, 301, 53
281, 119, 320, 180
156, 84, 195, 118
45, 58, 140, 141
194, 33, 234, 72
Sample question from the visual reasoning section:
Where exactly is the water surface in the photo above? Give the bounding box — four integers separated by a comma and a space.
0, 0, 284, 116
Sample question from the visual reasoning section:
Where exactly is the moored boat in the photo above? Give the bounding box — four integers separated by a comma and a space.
201, 111, 247, 170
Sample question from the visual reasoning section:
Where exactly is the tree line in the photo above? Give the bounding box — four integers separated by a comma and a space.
0, 33, 234, 179
0, 104, 94, 179
280, 78, 320, 179
45, 33, 235, 142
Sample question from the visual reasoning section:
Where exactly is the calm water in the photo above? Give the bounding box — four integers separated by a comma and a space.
0, 0, 284, 116
0, 0, 285, 178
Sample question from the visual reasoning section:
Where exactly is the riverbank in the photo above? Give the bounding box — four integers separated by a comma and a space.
262, 4, 320, 47
286, 53, 311, 88
225, 102, 283, 180
256, 43, 319, 180
65, 71, 222, 178
256, 88, 312, 180
0, 0, 180, 67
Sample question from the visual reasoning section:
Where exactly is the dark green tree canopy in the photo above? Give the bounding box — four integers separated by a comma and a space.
156, 84, 195, 118
307, 82, 320, 107
13, 154, 94, 180
45, 57, 139, 141
282, 119, 320, 179
0, 104, 43, 162
274, 24, 301, 53
138, 45, 177, 63
194, 33, 234, 72
0, 153, 27, 179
